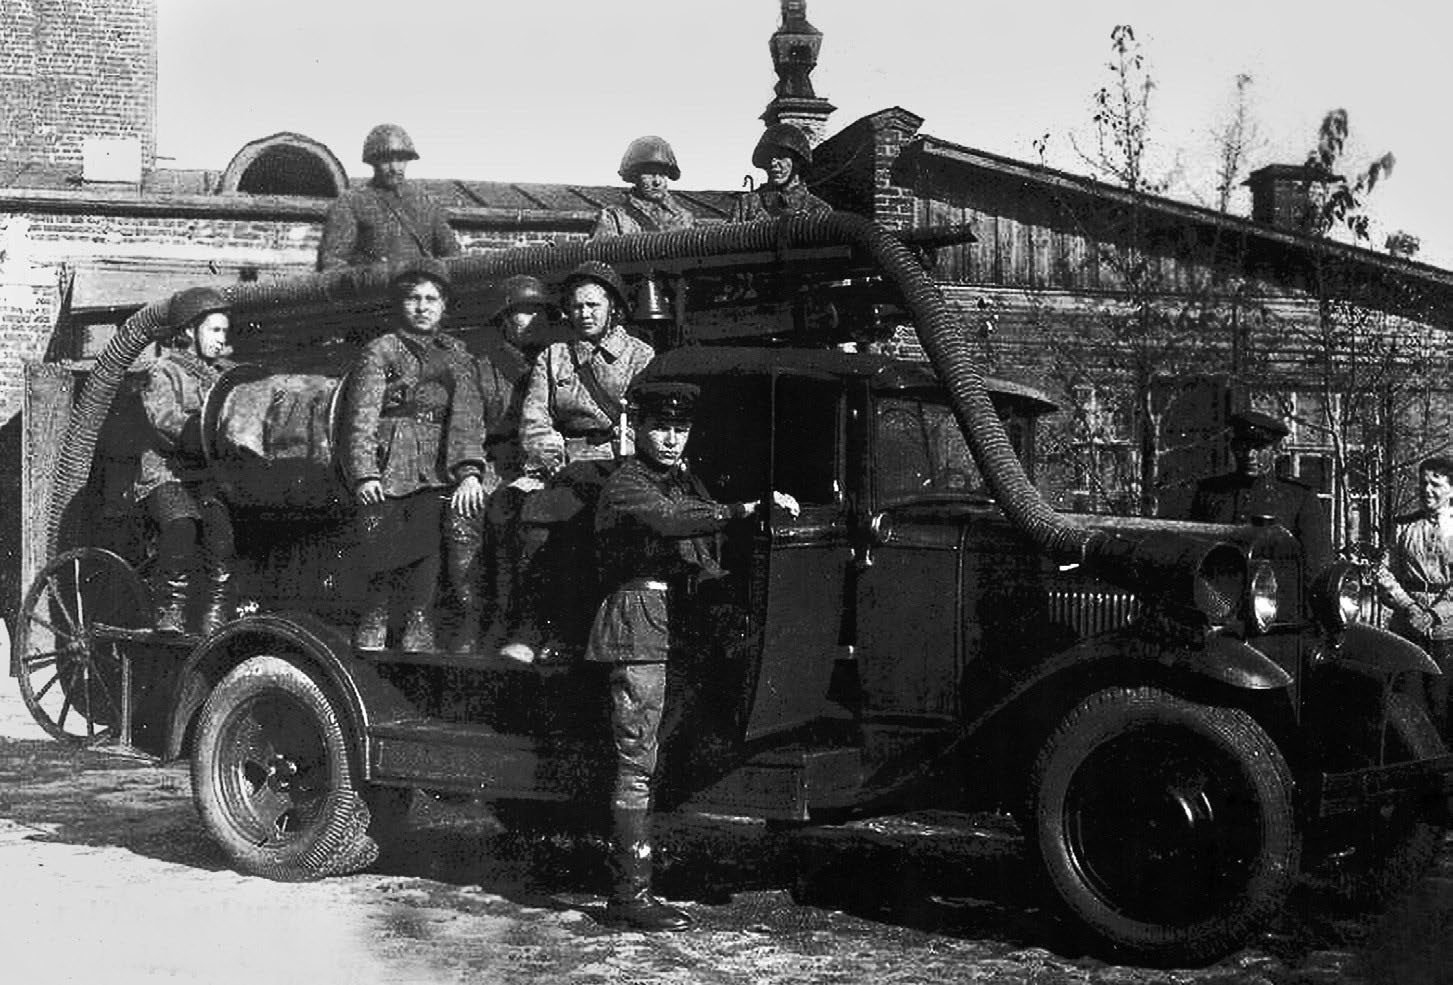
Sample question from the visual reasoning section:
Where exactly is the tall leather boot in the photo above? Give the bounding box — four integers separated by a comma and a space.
450, 587, 483, 655
601, 808, 691, 931
197, 559, 235, 637
153, 568, 190, 635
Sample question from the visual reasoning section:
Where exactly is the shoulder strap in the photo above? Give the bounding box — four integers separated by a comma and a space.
571, 344, 624, 421
619, 197, 660, 232
374, 189, 432, 254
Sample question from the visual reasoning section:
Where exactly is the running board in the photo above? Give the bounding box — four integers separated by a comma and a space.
366, 719, 604, 800
683, 745, 864, 822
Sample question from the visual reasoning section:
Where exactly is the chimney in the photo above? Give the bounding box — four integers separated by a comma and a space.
1243, 164, 1339, 234
761, 0, 836, 146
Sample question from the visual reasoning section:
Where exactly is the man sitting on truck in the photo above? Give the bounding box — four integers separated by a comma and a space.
586, 379, 796, 931
501, 262, 655, 663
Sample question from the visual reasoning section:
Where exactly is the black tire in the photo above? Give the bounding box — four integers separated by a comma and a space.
1028, 686, 1300, 966
191, 655, 378, 881
1319, 690, 1445, 906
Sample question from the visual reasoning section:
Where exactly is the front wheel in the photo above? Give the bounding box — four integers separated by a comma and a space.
191, 655, 378, 881
1028, 687, 1300, 966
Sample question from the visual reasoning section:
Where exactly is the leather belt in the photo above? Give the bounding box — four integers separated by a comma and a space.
562, 428, 615, 445
381, 407, 445, 424
619, 578, 669, 592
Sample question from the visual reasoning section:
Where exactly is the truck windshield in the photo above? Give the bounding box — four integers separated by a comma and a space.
873, 396, 989, 504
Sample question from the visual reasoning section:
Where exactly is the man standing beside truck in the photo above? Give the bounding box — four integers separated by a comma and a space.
587, 380, 798, 931
1376, 455, 1453, 740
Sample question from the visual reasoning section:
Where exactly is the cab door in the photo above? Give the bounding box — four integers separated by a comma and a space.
744, 374, 853, 741
851, 391, 969, 732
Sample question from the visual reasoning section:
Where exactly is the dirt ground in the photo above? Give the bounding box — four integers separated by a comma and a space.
1, 671, 1451, 985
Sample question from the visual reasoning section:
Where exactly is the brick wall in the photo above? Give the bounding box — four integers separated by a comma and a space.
0, 0, 157, 181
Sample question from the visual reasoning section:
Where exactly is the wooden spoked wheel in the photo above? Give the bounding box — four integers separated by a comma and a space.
14, 547, 149, 745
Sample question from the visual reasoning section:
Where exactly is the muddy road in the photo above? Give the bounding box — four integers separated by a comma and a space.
0, 677, 1449, 985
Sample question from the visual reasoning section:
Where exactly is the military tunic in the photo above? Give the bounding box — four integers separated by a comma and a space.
317, 181, 461, 272
343, 328, 484, 572
134, 348, 235, 504
729, 178, 832, 222
1377, 508, 1453, 738
587, 454, 744, 810
518, 326, 656, 477
590, 190, 697, 239
1188, 471, 1333, 573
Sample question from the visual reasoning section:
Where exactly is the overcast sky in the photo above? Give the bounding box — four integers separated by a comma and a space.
155, 0, 1452, 267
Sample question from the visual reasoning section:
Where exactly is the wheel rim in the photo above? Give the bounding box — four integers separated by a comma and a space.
15, 548, 147, 744
213, 689, 335, 848
1062, 724, 1264, 925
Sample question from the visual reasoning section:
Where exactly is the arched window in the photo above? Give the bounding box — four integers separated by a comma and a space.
218, 133, 348, 198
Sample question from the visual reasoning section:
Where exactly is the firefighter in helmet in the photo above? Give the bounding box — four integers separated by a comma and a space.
501, 262, 655, 663
317, 123, 461, 272
443, 274, 557, 652
590, 136, 696, 239
730, 122, 831, 222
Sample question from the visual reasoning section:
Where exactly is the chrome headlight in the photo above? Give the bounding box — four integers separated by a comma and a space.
1191, 544, 1245, 625
1311, 561, 1365, 632
1248, 561, 1279, 632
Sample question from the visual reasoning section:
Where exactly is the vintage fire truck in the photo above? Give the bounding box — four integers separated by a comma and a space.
12, 214, 1453, 965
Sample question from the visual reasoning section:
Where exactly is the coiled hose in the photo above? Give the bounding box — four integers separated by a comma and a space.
48, 212, 1122, 568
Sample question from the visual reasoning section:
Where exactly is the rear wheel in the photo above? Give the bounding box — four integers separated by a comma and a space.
191, 655, 377, 881
1029, 686, 1299, 966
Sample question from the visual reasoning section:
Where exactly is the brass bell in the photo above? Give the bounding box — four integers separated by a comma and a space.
633, 273, 673, 322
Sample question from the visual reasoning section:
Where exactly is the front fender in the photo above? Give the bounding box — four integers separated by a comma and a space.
1174, 633, 1294, 690
163, 611, 413, 762
1331, 622, 1440, 679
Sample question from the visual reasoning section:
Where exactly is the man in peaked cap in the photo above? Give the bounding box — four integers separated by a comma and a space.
316, 123, 461, 272
1188, 409, 1333, 572
585, 379, 797, 931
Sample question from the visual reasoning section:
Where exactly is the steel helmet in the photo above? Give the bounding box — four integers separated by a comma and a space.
362, 123, 419, 165
752, 122, 813, 169
561, 261, 629, 317
167, 286, 230, 333
618, 135, 681, 182
489, 274, 551, 323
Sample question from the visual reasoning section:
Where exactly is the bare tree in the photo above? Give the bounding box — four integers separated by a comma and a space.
1210, 73, 1262, 213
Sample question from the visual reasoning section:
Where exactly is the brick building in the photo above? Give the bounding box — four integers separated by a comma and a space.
2, 0, 1450, 622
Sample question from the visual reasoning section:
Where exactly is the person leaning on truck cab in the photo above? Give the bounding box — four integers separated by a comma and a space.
1187, 410, 1333, 573
587, 379, 798, 931
499, 262, 656, 663
729, 122, 831, 222
316, 123, 461, 272
342, 259, 485, 652
135, 287, 240, 637
589, 136, 696, 239
1375, 455, 1453, 740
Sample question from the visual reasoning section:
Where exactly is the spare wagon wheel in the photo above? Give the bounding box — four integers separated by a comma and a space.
1028, 686, 1300, 966
14, 547, 148, 745
191, 654, 381, 881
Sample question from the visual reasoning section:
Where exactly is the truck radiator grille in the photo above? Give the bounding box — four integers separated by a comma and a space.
1048, 589, 1140, 637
